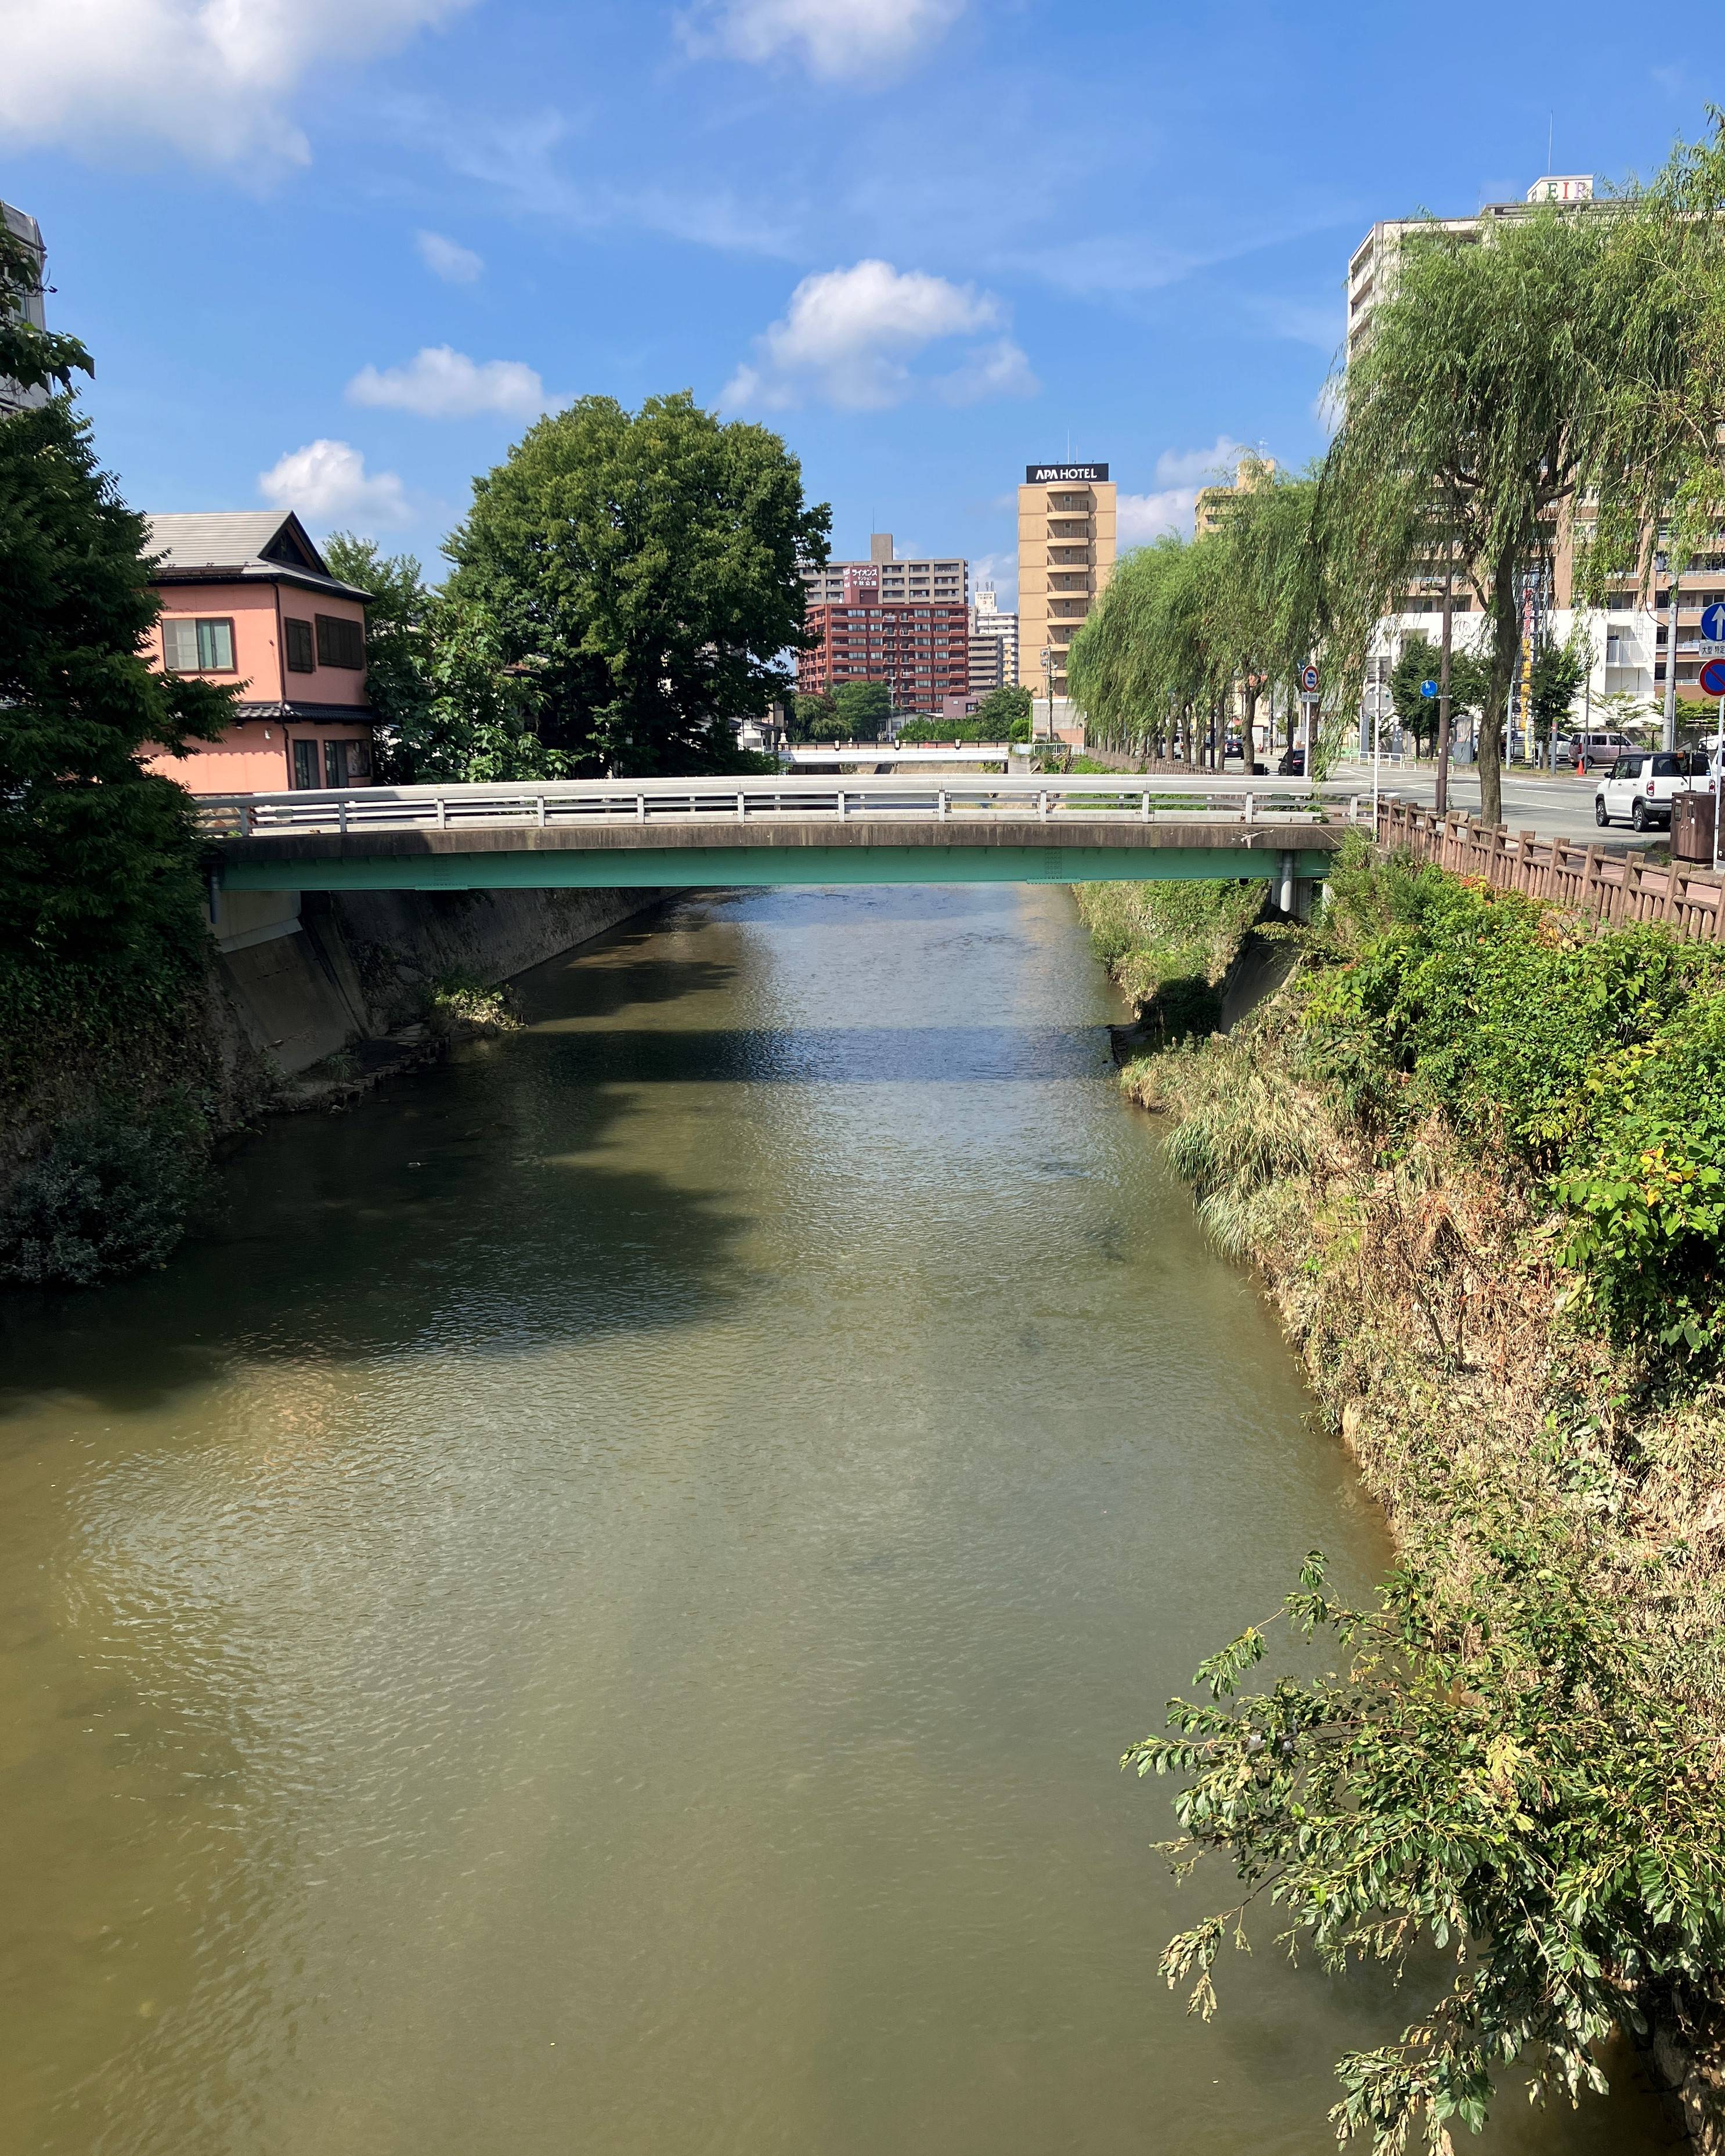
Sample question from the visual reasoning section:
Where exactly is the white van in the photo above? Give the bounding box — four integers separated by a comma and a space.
1594, 749, 1713, 830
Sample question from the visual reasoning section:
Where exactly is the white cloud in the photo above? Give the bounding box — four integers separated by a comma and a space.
416, 229, 483, 283
347, 345, 550, 419
1117, 488, 1203, 547
722, 258, 1035, 412
0, 0, 477, 168
1116, 438, 1260, 549
680, 0, 965, 80
259, 439, 410, 527
1152, 435, 1254, 489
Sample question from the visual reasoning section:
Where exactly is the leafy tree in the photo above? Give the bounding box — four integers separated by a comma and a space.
1326, 206, 1613, 824
789, 691, 838, 742
1388, 634, 1487, 757
1135, 1525, 1725, 2155
832, 680, 890, 739
1528, 637, 1587, 750
973, 683, 1031, 734
320, 534, 434, 782
0, 223, 232, 965
443, 392, 830, 776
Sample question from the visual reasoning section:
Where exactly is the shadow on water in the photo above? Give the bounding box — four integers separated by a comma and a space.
0, 1022, 752, 1426
528, 1023, 1106, 1086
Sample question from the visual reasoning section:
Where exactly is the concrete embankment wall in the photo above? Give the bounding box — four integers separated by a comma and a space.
213, 885, 663, 1075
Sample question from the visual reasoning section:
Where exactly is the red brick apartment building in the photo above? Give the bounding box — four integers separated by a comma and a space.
798, 563, 969, 713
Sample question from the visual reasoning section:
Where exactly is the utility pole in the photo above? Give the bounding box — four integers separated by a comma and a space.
1663, 563, 1682, 752
1435, 557, 1454, 816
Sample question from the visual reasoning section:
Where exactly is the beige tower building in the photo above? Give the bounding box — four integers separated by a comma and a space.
1017, 462, 1116, 717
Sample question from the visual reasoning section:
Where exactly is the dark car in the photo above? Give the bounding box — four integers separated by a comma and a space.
1276, 748, 1306, 777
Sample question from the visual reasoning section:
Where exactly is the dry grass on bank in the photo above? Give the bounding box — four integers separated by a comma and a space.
1122, 1002, 1725, 1692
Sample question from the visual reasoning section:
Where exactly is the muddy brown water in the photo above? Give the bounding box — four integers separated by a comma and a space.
0, 885, 1669, 2154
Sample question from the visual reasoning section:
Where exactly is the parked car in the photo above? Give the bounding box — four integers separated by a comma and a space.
1276, 748, 1306, 776
1594, 749, 1713, 830
1556, 729, 1633, 772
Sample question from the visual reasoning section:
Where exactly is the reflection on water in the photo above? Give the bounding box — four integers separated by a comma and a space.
0, 886, 1668, 2154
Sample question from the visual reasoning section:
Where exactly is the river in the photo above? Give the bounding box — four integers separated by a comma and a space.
0, 884, 1666, 2155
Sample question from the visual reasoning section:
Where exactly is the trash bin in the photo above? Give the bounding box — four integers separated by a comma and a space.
1672, 789, 1716, 863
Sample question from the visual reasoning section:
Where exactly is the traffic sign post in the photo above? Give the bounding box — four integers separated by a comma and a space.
1419, 680, 1438, 699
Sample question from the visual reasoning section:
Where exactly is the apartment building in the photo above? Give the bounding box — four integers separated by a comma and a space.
969, 582, 1019, 691
1347, 174, 1595, 366
1017, 463, 1116, 708
1, 200, 49, 417
1193, 456, 1277, 538
797, 581, 970, 712
799, 535, 968, 607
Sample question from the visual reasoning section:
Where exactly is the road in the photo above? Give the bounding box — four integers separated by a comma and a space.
1329, 758, 1666, 852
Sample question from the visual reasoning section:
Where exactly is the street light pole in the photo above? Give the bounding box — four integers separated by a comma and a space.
1041, 646, 1053, 745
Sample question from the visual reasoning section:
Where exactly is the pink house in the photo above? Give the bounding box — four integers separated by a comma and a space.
142, 511, 378, 794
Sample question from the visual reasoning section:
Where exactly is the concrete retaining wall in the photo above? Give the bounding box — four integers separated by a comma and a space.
212, 885, 664, 1077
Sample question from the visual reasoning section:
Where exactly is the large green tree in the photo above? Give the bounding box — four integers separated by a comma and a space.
0, 223, 232, 964
832, 680, 890, 739
442, 392, 830, 777
1388, 633, 1487, 759
1326, 205, 1619, 824
319, 534, 435, 782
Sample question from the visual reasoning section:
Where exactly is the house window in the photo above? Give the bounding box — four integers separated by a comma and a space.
315, 614, 365, 670
163, 617, 236, 672
283, 617, 316, 673
291, 738, 319, 789
324, 740, 350, 787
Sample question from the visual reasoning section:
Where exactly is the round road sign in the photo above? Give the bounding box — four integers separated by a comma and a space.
1419, 679, 1438, 700
1699, 656, 1725, 698
1300, 664, 1319, 693
1702, 603, 1725, 644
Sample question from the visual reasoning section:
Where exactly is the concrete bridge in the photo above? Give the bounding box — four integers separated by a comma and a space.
202, 774, 1357, 904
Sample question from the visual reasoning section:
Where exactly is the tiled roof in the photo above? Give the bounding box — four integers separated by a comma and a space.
143, 511, 371, 600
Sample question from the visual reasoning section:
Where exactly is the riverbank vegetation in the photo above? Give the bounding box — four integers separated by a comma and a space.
0, 222, 262, 1285
1089, 845, 1725, 2147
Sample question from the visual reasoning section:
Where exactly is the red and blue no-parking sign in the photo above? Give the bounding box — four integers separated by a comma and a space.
1699, 657, 1725, 698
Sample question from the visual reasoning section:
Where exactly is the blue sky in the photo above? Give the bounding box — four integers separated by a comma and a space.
2, 0, 1713, 602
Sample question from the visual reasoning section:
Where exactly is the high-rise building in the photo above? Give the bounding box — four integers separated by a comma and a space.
970, 582, 1018, 688
1194, 456, 1276, 538
1347, 176, 1594, 367
1017, 463, 1116, 709
1, 201, 49, 418
799, 535, 968, 608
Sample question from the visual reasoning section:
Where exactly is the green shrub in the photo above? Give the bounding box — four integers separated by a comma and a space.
1297, 838, 1725, 1362
428, 969, 521, 1035
1, 1098, 211, 1286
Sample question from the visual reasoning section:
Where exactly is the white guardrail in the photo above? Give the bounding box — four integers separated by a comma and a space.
199, 774, 1365, 841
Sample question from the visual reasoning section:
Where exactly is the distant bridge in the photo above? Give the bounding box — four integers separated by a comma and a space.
203, 775, 1359, 901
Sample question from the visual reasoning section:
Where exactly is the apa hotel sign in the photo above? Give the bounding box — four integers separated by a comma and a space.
1027, 463, 1109, 483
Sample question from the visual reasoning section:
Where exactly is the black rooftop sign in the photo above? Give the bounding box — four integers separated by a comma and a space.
1027, 463, 1109, 483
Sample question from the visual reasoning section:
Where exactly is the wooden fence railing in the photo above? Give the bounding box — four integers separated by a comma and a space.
1374, 798, 1725, 940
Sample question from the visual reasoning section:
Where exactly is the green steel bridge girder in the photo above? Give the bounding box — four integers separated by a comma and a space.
216, 843, 1340, 893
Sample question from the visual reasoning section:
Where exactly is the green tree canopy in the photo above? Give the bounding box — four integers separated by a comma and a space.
832, 680, 890, 738
1529, 638, 1587, 747
1388, 634, 1488, 756
320, 535, 435, 783
443, 392, 830, 777
1325, 201, 1633, 820
972, 683, 1031, 733
788, 690, 838, 742
0, 223, 232, 962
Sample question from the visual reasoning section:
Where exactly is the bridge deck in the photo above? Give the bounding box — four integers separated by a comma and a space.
204, 776, 1358, 890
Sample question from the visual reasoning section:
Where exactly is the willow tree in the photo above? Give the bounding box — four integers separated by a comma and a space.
1325, 205, 1612, 826
1583, 118, 1725, 647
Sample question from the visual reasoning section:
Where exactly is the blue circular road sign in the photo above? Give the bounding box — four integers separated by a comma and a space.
1419, 679, 1438, 699
1702, 602, 1725, 643
1699, 656, 1725, 698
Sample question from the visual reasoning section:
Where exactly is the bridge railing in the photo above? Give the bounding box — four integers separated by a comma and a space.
198, 774, 1368, 841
